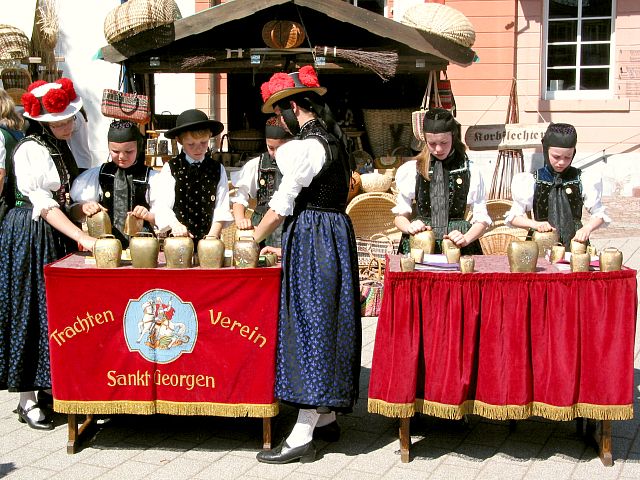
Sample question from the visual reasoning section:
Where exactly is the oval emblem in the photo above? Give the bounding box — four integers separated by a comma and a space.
259, 178, 266, 186
210, 194, 216, 202
565, 187, 572, 195
105, 191, 111, 198
456, 178, 463, 185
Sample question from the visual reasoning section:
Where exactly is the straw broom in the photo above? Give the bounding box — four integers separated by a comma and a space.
315, 46, 398, 81
36, 0, 59, 51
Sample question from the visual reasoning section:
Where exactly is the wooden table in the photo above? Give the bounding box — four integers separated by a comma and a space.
44, 253, 281, 453
368, 255, 637, 465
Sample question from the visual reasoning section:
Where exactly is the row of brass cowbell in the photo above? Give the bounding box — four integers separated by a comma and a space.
88, 211, 271, 269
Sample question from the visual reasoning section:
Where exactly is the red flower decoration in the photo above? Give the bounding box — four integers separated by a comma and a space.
21, 92, 40, 117
261, 72, 295, 101
298, 65, 320, 87
42, 88, 70, 113
27, 80, 47, 92
55, 78, 77, 101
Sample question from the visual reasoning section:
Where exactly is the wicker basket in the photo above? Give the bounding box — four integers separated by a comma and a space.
479, 225, 528, 255
1, 67, 31, 91
6, 87, 26, 106
486, 199, 514, 227
401, 3, 476, 48
0, 25, 30, 60
104, 0, 182, 44
360, 172, 392, 193
346, 191, 401, 241
223, 129, 265, 154
362, 108, 413, 160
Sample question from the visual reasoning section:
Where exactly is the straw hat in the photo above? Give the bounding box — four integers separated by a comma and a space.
401, 3, 476, 48
260, 65, 326, 113
21, 78, 82, 122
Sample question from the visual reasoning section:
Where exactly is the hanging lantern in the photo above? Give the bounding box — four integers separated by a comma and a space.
261, 20, 305, 49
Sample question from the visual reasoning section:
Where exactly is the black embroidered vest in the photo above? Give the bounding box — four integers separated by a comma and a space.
414, 154, 470, 222
254, 152, 283, 215
168, 152, 222, 241
293, 119, 349, 214
533, 166, 583, 222
98, 160, 153, 245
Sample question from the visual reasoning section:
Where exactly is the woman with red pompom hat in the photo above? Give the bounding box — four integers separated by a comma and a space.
0, 78, 97, 431
253, 66, 361, 464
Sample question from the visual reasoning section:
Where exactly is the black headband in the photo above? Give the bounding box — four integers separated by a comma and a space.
423, 108, 459, 134
108, 120, 142, 143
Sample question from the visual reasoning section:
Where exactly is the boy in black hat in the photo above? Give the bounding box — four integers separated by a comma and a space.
231, 116, 293, 248
71, 120, 160, 248
393, 108, 490, 254
506, 122, 609, 248
156, 109, 233, 242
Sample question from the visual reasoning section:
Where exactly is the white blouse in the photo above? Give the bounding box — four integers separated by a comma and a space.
230, 155, 261, 207
392, 159, 492, 226
152, 153, 234, 230
505, 170, 611, 226
70, 163, 165, 220
13, 139, 66, 220
0, 133, 6, 169
268, 136, 326, 217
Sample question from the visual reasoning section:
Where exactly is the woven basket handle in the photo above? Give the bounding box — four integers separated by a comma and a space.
118, 94, 141, 115
420, 71, 434, 110
432, 71, 442, 108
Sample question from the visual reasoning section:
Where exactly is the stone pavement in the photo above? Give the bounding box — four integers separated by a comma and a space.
0, 197, 638, 480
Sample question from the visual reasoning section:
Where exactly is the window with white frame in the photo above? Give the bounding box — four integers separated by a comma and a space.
544, 0, 615, 98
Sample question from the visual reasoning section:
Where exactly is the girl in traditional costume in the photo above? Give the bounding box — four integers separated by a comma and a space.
0, 79, 96, 430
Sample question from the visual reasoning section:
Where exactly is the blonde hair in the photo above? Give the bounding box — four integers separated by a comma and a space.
0, 89, 25, 131
177, 129, 211, 142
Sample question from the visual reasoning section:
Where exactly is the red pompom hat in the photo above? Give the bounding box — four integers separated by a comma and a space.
260, 65, 326, 113
21, 78, 82, 123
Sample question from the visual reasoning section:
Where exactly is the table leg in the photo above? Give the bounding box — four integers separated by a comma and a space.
66, 413, 95, 454
262, 417, 272, 450
597, 420, 613, 467
399, 417, 411, 463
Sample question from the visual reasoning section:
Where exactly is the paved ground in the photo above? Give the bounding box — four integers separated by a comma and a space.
0, 197, 638, 480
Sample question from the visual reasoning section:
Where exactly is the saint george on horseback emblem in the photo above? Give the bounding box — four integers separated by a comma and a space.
124, 289, 197, 363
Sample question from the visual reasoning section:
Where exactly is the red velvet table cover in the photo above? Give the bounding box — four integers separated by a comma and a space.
368, 255, 637, 421
44, 253, 280, 417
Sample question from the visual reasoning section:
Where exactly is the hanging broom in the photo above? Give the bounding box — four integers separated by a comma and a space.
315, 46, 398, 81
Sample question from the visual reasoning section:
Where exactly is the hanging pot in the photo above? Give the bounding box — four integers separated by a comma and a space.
198, 235, 225, 268
261, 20, 305, 49
94, 234, 122, 268
130, 232, 159, 268
164, 235, 194, 268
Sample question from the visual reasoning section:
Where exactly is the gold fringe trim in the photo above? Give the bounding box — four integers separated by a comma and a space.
54, 399, 279, 418
368, 398, 415, 417
368, 398, 633, 421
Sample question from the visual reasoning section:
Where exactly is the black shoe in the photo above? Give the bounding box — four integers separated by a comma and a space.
17, 404, 54, 431
37, 390, 53, 410
256, 439, 316, 464
313, 421, 341, 442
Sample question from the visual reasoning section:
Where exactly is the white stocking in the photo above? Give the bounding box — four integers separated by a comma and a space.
19, 391, 44, 422
285, 409, 319, 448
315, 411, 336, 427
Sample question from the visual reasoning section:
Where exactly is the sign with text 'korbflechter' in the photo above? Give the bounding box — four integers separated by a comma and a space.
465, 123, 550, 151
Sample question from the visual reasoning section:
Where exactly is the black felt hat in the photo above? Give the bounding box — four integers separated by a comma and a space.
164, 109, 224, 139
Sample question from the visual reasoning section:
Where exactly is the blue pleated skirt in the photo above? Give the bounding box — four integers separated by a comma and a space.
0, 207, 75, 392
275, 208, 362, 411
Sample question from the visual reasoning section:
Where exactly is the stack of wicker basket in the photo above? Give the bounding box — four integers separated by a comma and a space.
0, 24, 30, 61
104, 0, 182, 44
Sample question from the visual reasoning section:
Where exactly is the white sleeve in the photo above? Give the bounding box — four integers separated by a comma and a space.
0, 134, 5, 170
391, 160, 417, 216
67, 115, 95, 169
13, 140, 62, 220
150, 162, 179, 230
212, 165, 234, 226
70, 167, 101, 203
505, 173, 535, 225
467, 167, 492, 226
581, 169, 611, 225
268, 138, 326, 216
230, 156, 259, 207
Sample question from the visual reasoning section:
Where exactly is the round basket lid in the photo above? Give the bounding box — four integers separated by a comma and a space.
401, 3, 476, 48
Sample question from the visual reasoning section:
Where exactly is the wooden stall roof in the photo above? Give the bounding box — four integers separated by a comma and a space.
98, 0, 476, 75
